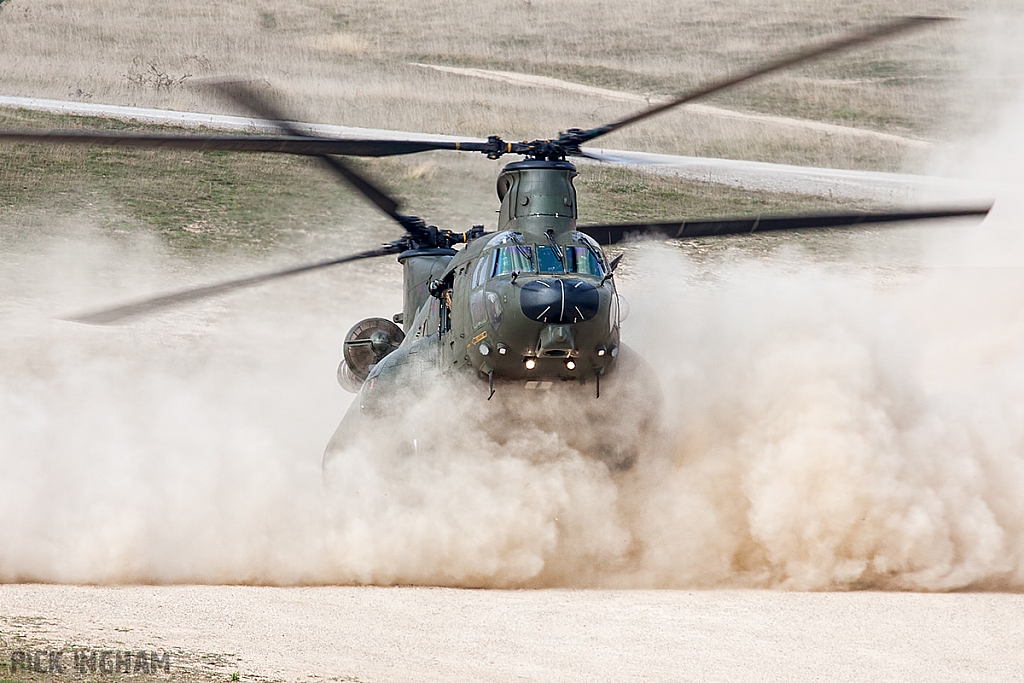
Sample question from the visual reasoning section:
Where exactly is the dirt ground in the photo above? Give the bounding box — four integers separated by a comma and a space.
2, 585, 1023, 683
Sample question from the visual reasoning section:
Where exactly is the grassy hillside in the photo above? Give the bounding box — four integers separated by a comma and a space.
0, 0, 978, 169
0, 1, 968, 256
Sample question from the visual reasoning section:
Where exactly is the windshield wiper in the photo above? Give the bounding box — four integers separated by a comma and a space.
545, 230, 564, 268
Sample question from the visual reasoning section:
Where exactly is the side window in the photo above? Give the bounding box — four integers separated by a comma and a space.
472, 251, 495, 289
470, 290, 487, 329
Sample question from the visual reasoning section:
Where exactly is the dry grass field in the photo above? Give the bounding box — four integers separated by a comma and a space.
0, 0, 982, 170
0, 0, 993, 254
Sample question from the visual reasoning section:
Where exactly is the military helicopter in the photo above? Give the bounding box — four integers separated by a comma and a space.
0, 16, 990, 465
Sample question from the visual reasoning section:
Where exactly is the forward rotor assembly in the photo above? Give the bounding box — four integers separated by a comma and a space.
0, 15, 990, 324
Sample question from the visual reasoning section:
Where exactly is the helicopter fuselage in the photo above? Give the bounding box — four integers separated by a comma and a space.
325, 159, 648, 468
349, 159, 625, 401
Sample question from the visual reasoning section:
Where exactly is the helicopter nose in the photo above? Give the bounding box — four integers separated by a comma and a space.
538, 324, 575, 357
520, 278, 600, 324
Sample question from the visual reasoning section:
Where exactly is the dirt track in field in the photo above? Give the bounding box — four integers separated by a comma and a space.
410, 62, 931, 149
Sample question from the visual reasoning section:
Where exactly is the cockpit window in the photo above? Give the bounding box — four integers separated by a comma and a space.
492, 245, 534, 277
564, 246, 604, 276
536, 245, 564, 273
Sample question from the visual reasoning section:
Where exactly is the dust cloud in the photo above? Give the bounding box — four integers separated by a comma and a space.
6, 203, 1024, 591
4, 22, 1024, 593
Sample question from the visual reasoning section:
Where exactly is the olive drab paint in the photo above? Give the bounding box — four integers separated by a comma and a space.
339, 158, 624, 416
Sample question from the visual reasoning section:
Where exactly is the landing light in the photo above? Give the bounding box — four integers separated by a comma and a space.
565, 360, 576, 371
497, 344, 508, 355
596, 346, 606, 357
479, 342, 490, 356
524, 358, 537, 370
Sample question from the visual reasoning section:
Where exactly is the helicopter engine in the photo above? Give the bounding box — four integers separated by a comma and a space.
337, 317, 406, 393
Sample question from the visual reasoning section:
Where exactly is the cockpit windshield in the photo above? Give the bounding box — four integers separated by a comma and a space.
492, 245, 534, 277
486, 232, 607, 279
564, 246, 603, 276
536, 245, 563, 273
568, 232, 608, 277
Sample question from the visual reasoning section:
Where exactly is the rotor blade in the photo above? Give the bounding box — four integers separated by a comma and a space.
64, 245, 399, 325
208, 80, 407, 219
578, 205, 991, 245
0, 130, 474, 157
570, 16, 950, 146
208, 80, 314, 136
575, 149, 629, 163
321, 150, 403, 218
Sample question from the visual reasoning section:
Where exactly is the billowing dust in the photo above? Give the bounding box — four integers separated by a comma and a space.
5, 207, 1023, 592
4, 61, 1024, 595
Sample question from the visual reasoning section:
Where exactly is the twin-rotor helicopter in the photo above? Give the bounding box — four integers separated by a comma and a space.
0, 16, 990, 463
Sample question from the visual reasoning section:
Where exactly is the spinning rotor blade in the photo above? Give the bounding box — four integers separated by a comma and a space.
65, 245, 399, 325
579, 205, 991, 245
569, 16, 949, 148
575, 149, 628, 163
209, 79, 407, 220
0, 130, 471, 158
0, 80, 490, 224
